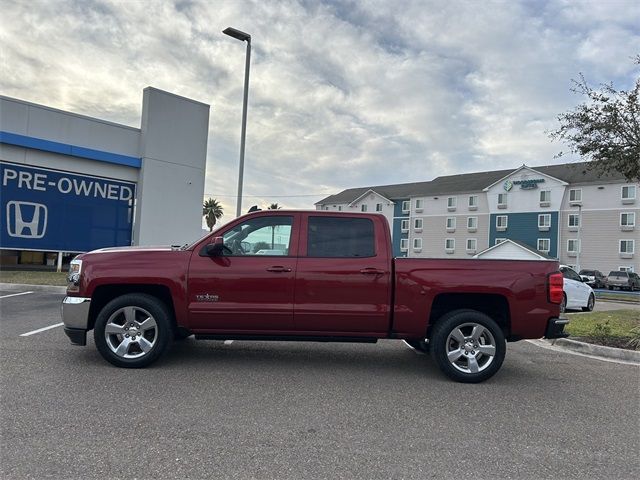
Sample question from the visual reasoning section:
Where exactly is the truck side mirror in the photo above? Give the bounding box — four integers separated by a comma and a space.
201, 236, 225, 256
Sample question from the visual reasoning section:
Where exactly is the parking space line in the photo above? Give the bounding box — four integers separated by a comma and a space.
20, 323, 64, 337
224, 340, 234, 345
0, 291, 34, 299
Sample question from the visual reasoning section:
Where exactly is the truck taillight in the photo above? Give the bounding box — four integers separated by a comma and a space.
548, 272, 564, 304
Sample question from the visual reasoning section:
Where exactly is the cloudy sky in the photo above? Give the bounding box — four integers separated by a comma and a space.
1, 0, 639, 219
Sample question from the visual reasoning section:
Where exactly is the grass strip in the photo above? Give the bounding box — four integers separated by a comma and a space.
0, 270, 68, 286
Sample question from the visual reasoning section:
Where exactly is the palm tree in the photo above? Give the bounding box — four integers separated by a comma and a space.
202, 198, 223, 231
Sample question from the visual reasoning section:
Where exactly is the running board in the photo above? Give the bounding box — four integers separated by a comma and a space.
194, 334, 379, 343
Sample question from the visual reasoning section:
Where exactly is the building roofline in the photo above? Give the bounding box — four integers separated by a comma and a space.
482, 164, 568, 191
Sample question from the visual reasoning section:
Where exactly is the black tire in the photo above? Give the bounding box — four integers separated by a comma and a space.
582, 293, 595, 312
608, 286, 613, 290
430, 309, 506, 383
94, 293, 173, 368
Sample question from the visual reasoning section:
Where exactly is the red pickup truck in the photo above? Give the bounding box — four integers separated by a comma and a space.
62, 210, 567, 383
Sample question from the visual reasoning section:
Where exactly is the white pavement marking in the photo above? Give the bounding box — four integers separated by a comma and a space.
0, 291, 34, 299
224, 340, 234, 345
20, 323, 64, 337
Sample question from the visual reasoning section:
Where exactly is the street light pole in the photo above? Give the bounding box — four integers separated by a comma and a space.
223, 27, 251, 217
576, 204, 582, 272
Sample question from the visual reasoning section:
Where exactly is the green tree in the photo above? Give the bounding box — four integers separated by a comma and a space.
202, 198, 223, 231
267, 203, 281, 210
549, 56, 640, 181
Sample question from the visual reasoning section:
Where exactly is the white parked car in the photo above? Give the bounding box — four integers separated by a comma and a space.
560, 265, 595, 312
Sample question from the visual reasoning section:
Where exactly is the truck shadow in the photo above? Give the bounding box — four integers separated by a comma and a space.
163, 338, 441, 379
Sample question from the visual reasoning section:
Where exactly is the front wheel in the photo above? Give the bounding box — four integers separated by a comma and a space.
582, 293, 595, 312
430, 310, 506, 383
94, 293, 173, 368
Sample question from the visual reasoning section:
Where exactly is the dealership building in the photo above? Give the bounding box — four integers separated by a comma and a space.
316, 162, 639, 274
0, 88, 209, 268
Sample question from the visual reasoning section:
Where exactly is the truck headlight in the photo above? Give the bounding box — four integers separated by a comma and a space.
68, 258, 83, 285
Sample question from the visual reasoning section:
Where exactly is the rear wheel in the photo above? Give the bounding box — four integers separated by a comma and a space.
582, 293, 595, 312
94, 293, 172, 368
430, 310, 506, 383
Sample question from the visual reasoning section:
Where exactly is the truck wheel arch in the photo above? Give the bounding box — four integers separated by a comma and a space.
88, 284, 177, 332
427, 293, 510, 340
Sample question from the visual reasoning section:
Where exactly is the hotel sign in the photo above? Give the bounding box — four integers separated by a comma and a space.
504, 178, 545, 191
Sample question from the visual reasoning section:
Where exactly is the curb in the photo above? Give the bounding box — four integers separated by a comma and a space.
545, 338, 640, 364
0, 283, 66, 294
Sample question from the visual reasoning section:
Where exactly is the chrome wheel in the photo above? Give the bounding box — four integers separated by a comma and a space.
445, 322, 496, 374
104, 306, 158, 359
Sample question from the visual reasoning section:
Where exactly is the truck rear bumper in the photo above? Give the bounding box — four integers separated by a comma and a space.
61, 296, 91, 346
544, 317, 569, 339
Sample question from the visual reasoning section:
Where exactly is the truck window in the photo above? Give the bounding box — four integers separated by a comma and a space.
307, 217, 375, 257
222, 216, 293, 256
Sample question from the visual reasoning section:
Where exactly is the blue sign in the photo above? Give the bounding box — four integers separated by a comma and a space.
1, 162, 136, 252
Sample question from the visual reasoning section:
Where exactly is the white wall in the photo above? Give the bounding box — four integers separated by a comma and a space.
134, 88, 209, 245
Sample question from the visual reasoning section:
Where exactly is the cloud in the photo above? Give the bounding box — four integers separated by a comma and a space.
1, 0, 638, 220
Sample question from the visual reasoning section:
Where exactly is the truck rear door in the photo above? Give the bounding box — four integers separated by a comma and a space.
293, 214, 392, 335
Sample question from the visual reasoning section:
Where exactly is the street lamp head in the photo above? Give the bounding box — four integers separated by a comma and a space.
223, 27, 251, 42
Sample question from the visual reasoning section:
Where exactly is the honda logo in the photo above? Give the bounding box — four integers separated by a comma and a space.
6, 201, 48, 239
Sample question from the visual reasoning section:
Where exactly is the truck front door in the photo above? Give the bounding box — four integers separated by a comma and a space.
188, 214, 298, 332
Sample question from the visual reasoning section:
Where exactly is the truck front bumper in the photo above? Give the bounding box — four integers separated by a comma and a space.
61, 296, 91, 346
544, 317, 569, 339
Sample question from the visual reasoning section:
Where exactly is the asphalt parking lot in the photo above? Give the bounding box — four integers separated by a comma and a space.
1, 287, 639, 479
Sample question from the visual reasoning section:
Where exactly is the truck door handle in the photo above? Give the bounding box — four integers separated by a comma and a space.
360, 268, 385, 275
266, 266, 292, 273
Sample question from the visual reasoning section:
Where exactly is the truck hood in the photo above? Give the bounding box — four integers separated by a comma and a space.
90, 245, 177, 253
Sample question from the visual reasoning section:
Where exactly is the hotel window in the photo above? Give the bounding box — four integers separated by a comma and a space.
621, 212, 635, 230
567, 239, 580, 255
375, 203, 382, 212
468, 195, 478, 210
413, 238, 422, 251
538, 214, 551, 231
400, 238, 409, 251
446, 217, 456, 232
496, 215, 508, 231
495, 238, 506, 245
569, 188, 582, 205
415, 199, 423, 212
537, 238, 550, 253
497, 193, 507, 208
466, 238, 477, 253
402, 200, 410, 213
445, 238, 455, 252
414, 218, 423, 231
447, 196, 457, 211
467, 216, 477, 232
361, 204, 368, 212
620, 239, 635, 256
568, 213, 580, 231
539, 190, 551, 207
622, 185, 636, 204
401, 219, 409, 232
